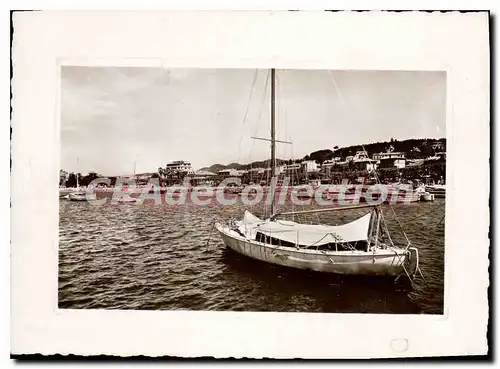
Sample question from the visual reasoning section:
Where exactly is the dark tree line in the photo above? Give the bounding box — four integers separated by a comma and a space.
200, 138, 446, 171
61, 172, 100, 187
306, 138, 446, 164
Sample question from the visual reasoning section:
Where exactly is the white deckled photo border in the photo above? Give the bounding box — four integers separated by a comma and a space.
11, 11, 489, 358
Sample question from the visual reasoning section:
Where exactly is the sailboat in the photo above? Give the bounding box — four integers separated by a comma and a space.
68, 159, 87, 201
67, 184, 86, 201
215, 69, 421, 279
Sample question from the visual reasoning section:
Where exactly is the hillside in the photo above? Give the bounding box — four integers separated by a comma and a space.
200, 159, 289, 173
200, 137, 446, 172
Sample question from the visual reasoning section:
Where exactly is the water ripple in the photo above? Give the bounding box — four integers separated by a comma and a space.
59, 198, 445, 314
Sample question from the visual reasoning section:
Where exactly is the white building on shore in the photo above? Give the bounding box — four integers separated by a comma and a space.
164, 160, 195, 175
374, 152, 406, 169
301, 160, 319, 174
218, 168, 242, 177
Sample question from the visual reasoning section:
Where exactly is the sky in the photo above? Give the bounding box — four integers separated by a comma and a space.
61, 67, 446, 175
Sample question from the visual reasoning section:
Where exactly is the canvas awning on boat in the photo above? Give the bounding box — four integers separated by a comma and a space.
238, 210, 372, 247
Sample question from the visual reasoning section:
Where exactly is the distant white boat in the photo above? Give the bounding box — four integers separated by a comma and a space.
420, 192, 435, 202
224, 186, 243, 194
425, 184, 446, 199
59, 186, 80, 198
415, 185, 435, 202
66, 158, 87, 201
426, 184, 446, 191
118, 195, 138, 203
68, 192, 86, 202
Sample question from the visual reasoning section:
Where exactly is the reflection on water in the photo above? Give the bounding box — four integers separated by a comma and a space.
59, 195, 445, 314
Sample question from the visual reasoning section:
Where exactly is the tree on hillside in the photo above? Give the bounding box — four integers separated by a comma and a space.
80, 172, 99, 186
420, 145, 435, 158
65, 173, 73, 187
309, 149, 334, 164
203, 137, 446, 171
66, 172, 77, 187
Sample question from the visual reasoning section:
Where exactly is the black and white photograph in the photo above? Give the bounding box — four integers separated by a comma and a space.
11, 10, 489, 358
59, 67, 446, 314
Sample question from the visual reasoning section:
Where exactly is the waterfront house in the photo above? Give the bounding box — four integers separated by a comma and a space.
190, 170, 216, 186
283, 163, 302, 175
301, 160, 320, 174
352, 158, 378, 172
353, 151, 370, 161
350, 151, 377, 171
430, 140, 445, 151
246, 167, 265, 183
194, 170, 217, 177
247, 167, 265, 175
320, 157, 342, 175
376, 152, 406, 169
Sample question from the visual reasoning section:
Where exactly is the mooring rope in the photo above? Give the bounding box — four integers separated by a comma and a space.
206, 222, 216, 248
403, 203, 446, 224
236, 69, 259, 165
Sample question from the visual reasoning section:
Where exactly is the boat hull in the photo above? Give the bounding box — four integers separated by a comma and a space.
425, 186, 446, 199
68, 197, 87, 202
420, 193, 435, 202
216, 224, 412, 277
68, 193, 87, 201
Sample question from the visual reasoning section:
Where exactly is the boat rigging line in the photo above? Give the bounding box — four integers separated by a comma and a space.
206, 222, 216, 249
272, 203, 376, 219
327, 69, 413, 249
236, 69, 259, 165
248, 70, 270, 179
327, 69, 428, 285
402, 203, 446, 224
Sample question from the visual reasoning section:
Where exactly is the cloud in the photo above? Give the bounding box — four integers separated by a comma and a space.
61, 67, 446, 174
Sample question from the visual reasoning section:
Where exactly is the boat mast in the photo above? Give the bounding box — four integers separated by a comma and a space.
251, 69, 291, 216
270, 68, 276, 215
76, 158, 79, 188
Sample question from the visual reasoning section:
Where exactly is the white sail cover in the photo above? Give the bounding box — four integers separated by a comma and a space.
238, 210, 372, 247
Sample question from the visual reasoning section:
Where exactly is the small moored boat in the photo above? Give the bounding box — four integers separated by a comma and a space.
420, 192, 435, 202
68, 191, 87, 201
425, 184, 446, 199
118, 195, 138, 203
